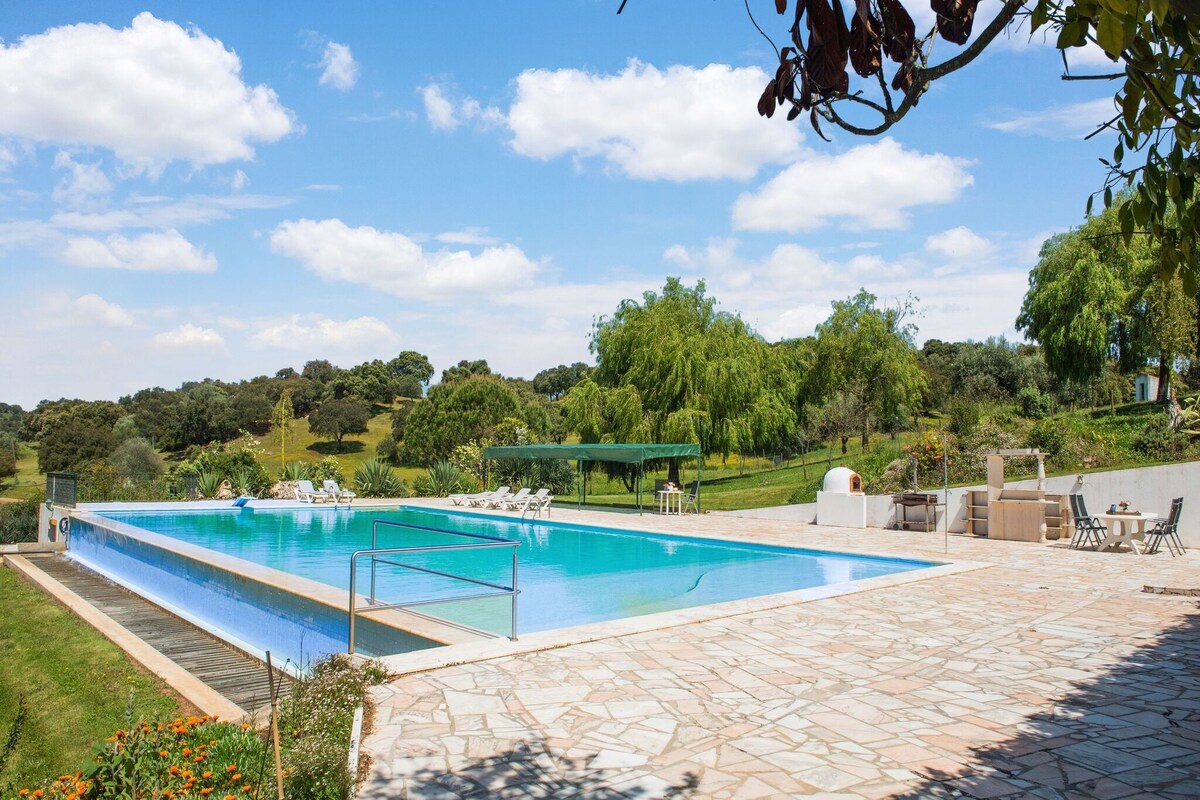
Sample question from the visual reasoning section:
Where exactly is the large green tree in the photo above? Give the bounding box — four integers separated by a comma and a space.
563, 278, 798, 482
808, 290, 925, 449
33, 400, 123, 473
401, 376, 524, 465
308, 398, 371, 451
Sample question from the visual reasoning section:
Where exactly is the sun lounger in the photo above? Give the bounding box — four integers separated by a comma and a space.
468, 486, 510, 508
323, 480, 357, 504
450, 491, 491, 506
500, 488, 532, 510
514, 487, 552, 517
295, 479, 331, 504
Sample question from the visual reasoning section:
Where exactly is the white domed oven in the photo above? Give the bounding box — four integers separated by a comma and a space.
817, 466, 867, 528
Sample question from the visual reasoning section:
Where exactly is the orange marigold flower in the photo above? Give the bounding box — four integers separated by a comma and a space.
225, 765, 238, 773
240, 723, 250, 730
224, 796, 236, 800
202, 772, 213, 779
200, 790, 214, 796
182, 748, 192, 756
169, 766, 181, 775
241, 788, 252, 794
231, 774, 241, 782
32, 791, 44, 798
18, 790, 29, 797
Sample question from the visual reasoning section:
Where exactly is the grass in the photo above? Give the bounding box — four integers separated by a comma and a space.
0, 443, 43, 501
0, 565, 182, 787
255, 412, 425, 488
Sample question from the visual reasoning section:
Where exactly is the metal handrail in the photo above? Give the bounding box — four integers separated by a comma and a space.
348, 520, 519, 654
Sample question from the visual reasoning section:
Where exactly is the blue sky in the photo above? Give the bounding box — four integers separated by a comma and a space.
0, 2, 1116, 407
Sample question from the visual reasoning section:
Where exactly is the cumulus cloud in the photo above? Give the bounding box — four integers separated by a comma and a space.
435, 228, 500, 245
984, 97, 1115, 140
230, 169, 249, 191
61, 229, 218, 272
506, 60, 803, 180
153, 323, 224, 348
0, 13, 295, 172
318, 42, 358, 91
270, 218, 539, 297
73, 293, 134, 327
925, 226, 995, 262
731, 138, 974, 232
252, 314, 394, 350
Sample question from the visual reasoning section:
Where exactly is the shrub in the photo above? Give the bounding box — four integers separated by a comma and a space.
0, 497, 40, 545
108, 437, 164, 481
0, 436, 15, 480
1027, 418, 1068, 460
1131, 417, 1192, 461
353, 459, 409, 498
280, 461, 316, 481
375, 434, 399, 463
945, 398, 979, 436
195, 469, 225, 499
413, 460, 470, 497
1017, 386, 1052, 419
315, 456, 343, 484
530, 458, 576, 494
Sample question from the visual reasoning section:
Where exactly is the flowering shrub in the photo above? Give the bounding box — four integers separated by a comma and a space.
7, 716, 270, 800
903, 431, 947, 473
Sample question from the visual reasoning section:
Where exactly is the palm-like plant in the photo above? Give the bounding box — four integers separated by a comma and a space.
414, 460, 470, 497
353, 459, 408, 498
280, 461, 316, 482
229, 465, 257, 497
196, 469, 224, 499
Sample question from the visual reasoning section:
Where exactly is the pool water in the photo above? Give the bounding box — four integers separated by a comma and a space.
96, 505, 935, 637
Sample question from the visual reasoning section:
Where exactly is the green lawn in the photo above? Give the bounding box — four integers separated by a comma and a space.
0, 443, 43, 501
256, 411, 425, 487
0, 565, 182, 787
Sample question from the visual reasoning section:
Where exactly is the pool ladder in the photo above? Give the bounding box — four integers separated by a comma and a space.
347, 519, 519, 654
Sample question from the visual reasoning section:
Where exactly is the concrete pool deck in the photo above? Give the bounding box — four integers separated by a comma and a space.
360, 502, 1200, 798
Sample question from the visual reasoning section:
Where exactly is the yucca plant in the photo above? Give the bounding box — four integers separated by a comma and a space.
353, 459, 408, 498
229, 465, 257, 497
415, 459, 469, 497
280, 461, 316, 481
195, 469, 224, 499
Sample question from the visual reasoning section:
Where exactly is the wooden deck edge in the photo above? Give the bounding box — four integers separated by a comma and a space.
3, 554, 250, 723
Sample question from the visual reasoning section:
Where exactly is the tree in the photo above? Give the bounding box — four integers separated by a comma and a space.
724, 0, 1200, 294
388, 351, 435, 386
301, 359, 338, 384
109, 437, 164, 482
35, 400, 122, 473
563, 278, 798, 483
808, 290, 925, 449
0, 435, 16, 480
532, 363, 591, 401
308, 398, 371, 451
0, 403, 24, 440
271, 390, 295, 469
401, 377, 522, 465
440, 359, 492, 384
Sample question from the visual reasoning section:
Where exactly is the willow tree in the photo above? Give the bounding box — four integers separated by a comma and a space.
563, 278, 798, 484
808, 290, 925, 449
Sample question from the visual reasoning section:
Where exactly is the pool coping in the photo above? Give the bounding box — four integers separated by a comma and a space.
70, 501, 992, 679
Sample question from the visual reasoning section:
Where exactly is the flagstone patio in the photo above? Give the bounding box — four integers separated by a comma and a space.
359, 506, 1200, 799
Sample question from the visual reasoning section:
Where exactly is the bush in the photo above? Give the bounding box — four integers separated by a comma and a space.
0, 497, 40, 545
1027, 418, 1068, 460
353, 459, 409, 498
1017, 386, 1052, 419
315, 456, 344, 484
1131, 417, 1192, 461
108, 437, 164, 481
530, 458, 576, 495
945, 398, 980, 436
413, 460, 470, 497
0, 436, 16, 480
280, 461, 316, 481
375, 434, 399, 463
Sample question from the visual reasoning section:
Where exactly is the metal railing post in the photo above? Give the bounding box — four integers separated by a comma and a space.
348, 552, 358, 654
511, 548, 519, 641
370, 522, 378, 605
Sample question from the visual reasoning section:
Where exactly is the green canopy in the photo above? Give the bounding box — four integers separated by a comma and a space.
481, 443, 701, 513
482, 443, 700, 463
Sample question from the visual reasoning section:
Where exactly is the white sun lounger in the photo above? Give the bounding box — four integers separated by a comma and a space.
500, 488, 531, 510
323, 480, 357, 504
295, 479, 331, 504
468, 486, 510, 508
516, 488, 553, 517
450, 491, 491, 506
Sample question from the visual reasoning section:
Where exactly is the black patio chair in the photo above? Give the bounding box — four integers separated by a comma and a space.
1068, 493, 1106, 550
681, 481, 701, 514
1144, 497, 1185, 556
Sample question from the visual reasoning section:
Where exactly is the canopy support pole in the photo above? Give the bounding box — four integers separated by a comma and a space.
697, 456, 702, 513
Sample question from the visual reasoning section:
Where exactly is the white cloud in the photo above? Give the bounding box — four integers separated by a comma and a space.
925, 226, 995, 261
153, 323, 224, 348
61, 229, 218, 272
251, 314, 394, 350
732, 138, 974, 232
421, 84, 459, 131
506, 60, 803, 180
231, 169, 249, 191
985, 97, 1115, 140
52, 151, 112, 207
435, 228, 500, 245
73, 293, 134, 327
0, 13, 295, 172
420, 84, 504, 132
270, 218, 539, 297
319, 42, 358, 91
50, 193, 293, 232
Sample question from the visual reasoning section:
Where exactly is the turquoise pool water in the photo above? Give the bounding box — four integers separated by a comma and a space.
95, 505, 935, 638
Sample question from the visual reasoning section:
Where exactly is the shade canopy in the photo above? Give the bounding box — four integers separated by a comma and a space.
483, 443, 700, 464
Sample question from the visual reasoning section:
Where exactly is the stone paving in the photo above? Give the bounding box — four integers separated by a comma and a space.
360, 506, 1200, 799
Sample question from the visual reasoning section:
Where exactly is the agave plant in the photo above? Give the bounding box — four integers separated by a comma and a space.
228, 465, 257, 497
353, 459, 408, 498
195, 469, 224, 499
280, 461, 316, 482
415, 460, 469, 498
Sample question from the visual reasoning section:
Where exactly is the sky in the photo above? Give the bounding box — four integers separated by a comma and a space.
0, 2, 1121, 408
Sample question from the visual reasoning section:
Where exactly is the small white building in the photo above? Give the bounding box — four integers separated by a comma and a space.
1134, 373, 1160, 403
816, 466, 866, 529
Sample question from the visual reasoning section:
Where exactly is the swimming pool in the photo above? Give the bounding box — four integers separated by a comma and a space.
74, 504, 936, 667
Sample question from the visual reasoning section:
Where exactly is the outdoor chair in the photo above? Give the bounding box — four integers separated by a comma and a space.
515, 487, 552, 517
681, 482, 701, 514
295, 480, 331, 504
500, 487, 532, 510
450, 491, 491, 506
1068, 493, 1105, 550
469, 486, 509, 508
1144, 497, 1185, 556
323, 480, 356, 504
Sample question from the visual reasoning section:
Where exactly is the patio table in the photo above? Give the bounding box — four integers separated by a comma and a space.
657, 489, 683, 515
1095, 511, 1158, 554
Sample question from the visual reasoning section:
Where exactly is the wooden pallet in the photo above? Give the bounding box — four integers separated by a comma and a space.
31, 556, 293, 713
